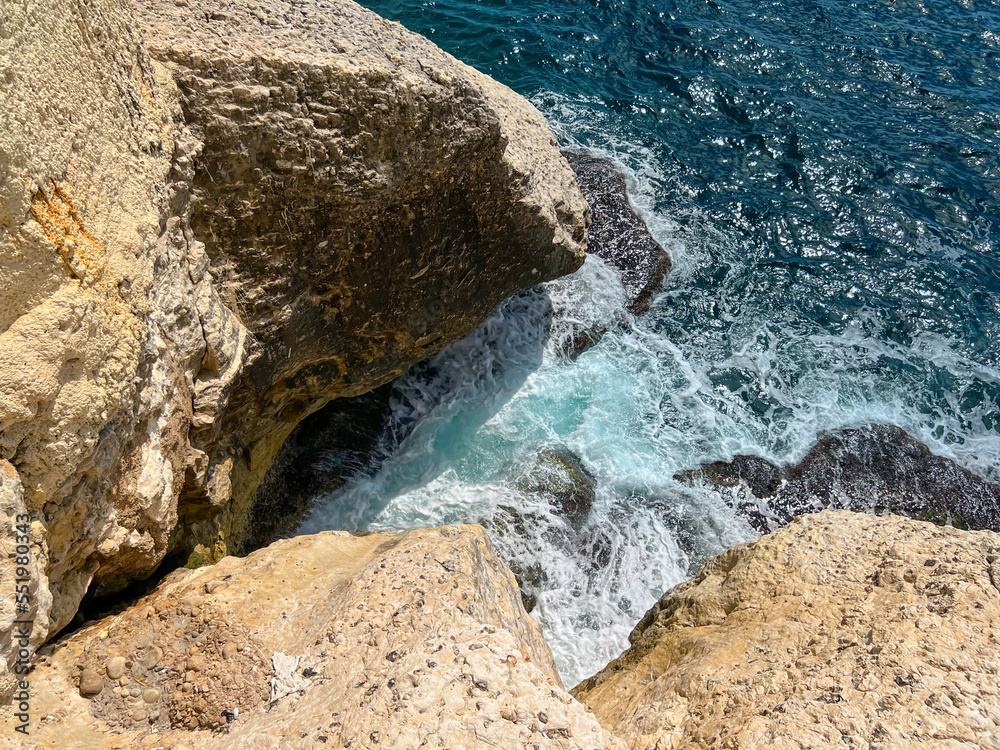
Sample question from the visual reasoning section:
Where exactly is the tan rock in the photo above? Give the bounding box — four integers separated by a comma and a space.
0, 0, 181, 681
0, 460, 51, 698
135, 0, 589, 557
105, 656, 127, 681
573, 511, 1000, 750
1, 0, 588, 684
78, 669, 104, 698
3, 525, 622, 749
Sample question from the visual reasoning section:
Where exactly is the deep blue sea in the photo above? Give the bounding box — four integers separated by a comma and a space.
302, 0, 1000, 686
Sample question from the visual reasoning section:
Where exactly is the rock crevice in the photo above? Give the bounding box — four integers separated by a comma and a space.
0, 0, 588, 692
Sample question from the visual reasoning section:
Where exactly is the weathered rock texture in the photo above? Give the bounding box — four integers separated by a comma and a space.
0, 0, 182, 695
0, 0, 587, 682
675, 424, 1000, 534
561, 153, 670, 316
3, 525, 622, 749
573, 511, 1000, 750
138, 0, 589, 557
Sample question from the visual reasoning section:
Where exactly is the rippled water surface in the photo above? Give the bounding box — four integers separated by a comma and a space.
303, 0, 1000, 686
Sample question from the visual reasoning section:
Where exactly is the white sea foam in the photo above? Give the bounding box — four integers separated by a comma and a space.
302, 97, 1000, 686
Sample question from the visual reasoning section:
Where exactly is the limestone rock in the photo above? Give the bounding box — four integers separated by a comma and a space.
137, 0, 589, 556
0, 0, 182, 668
675, 424, 1000, 533
4, 526, 622, 749
572, 511, 1000, 750
0, 462, 51, 698
1, 0, 588, 676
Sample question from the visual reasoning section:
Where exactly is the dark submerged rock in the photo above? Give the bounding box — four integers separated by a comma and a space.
562, 151, 672, 316
675, 424, 1000, 533
517, 447, 597, 530
482, 505, 550, 614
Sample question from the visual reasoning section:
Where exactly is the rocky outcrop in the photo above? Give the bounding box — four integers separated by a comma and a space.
138, 0, 589, 558
561, 153, 670, 316
3, 525, 623, 749
675, 424, 1000, 533
573, 511, 1000, 749
0, 0, 587, 680
517, 448, 597, 531
0, 0, 182, 696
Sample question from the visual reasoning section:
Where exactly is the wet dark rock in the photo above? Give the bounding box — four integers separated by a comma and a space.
517, 448, 597, 530
242, 384, 395, 553
509, 563, 547, 614
482, 505, 549, 613
674, 424, 1000, 533
562, 151, 672, 316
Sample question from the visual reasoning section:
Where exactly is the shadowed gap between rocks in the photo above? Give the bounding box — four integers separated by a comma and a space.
56, 153, 751, 638
240, 152, 673, 557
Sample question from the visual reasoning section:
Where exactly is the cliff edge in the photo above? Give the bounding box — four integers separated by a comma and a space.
1, 525, 622, 749
0, 0, 587, 694
573, 511, 1000, 749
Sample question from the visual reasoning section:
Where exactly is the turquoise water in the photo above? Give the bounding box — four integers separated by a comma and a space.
302, 0, 1000, 686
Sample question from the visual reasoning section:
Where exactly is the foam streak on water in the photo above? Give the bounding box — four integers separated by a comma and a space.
303, 176, 999, 686
305, 0, 1000, 687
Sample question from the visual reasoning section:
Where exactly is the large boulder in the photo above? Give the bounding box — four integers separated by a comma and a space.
2, 525, 623, 749
0, 0, 588, 690
137, 0, 589, 557
572, 511, 1000, 749
0, 0, 183, 694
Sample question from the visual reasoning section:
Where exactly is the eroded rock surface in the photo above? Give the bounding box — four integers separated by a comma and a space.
139, 0, 589, 557
573, 511, 1000, 750
0, 0, 588, 679
0, 0, 183, 691
675, 424, 1000, 533
4, 525, 622, 749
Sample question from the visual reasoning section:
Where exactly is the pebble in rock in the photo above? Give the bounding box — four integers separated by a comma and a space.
222, 642, 238, 660
142, 688, 161, 704
79, 668, 104, 697
106, 655, 126, 680
140, 646, 163, 669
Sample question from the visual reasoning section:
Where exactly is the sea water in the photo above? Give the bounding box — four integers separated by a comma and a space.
301, 0, 1000, 687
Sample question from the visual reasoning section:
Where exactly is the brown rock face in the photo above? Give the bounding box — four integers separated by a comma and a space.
137, 0, 589, 556
0, 0, 587, 678
3, 526, 622, 749
0, 0, 181, 693
572, 511, 1000, 750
